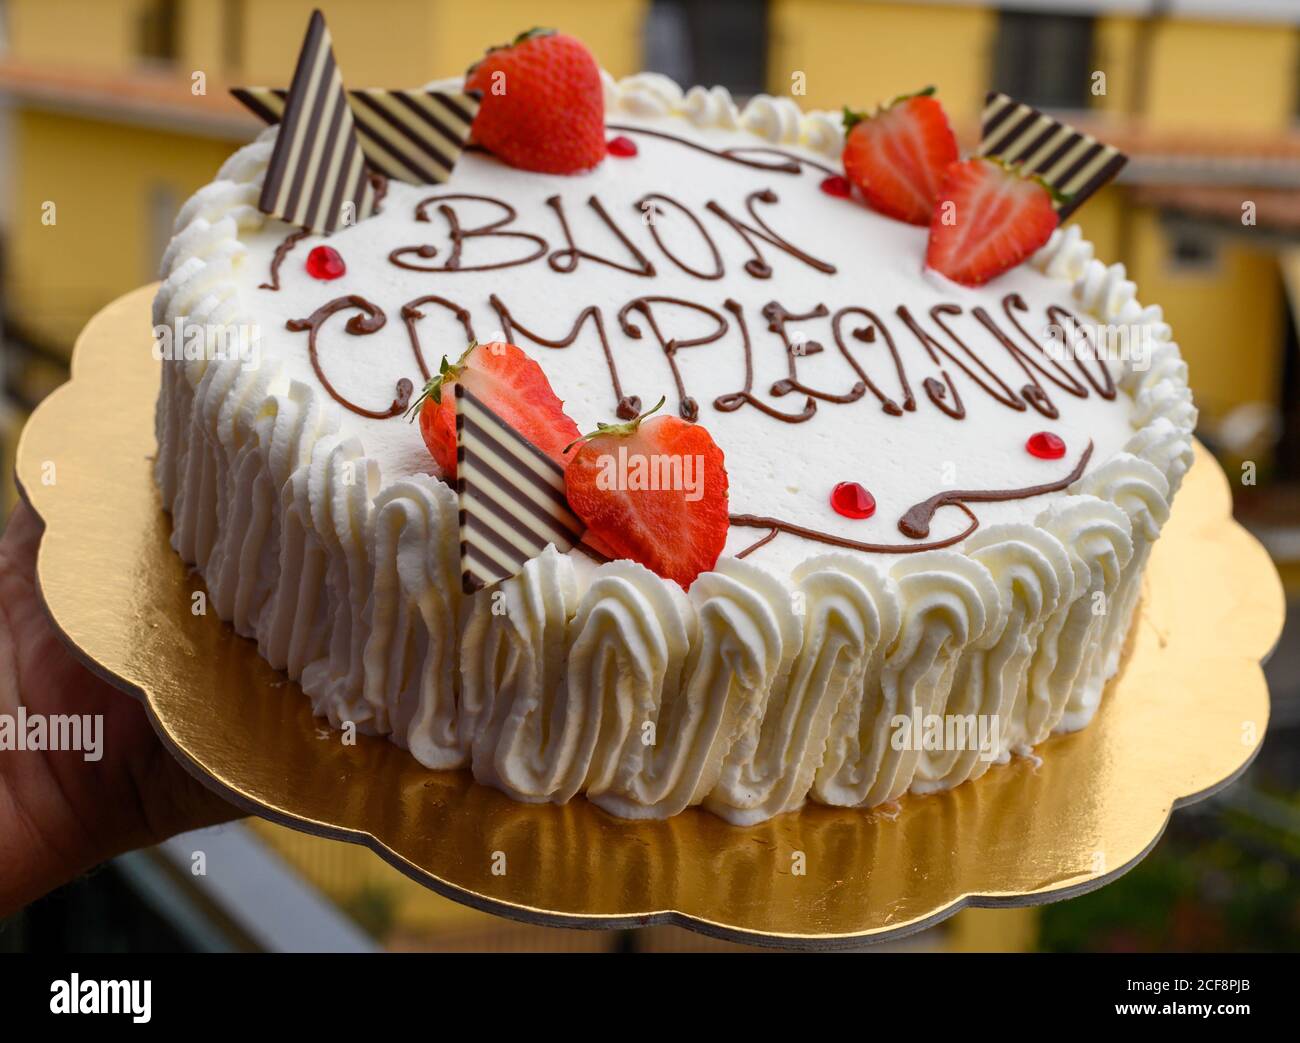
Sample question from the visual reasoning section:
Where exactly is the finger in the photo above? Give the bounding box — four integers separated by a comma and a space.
0, 501, 42, 587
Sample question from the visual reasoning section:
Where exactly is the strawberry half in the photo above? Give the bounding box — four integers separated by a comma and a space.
407, 340, 580, 480
842, 87, 959, 226
925, 157, 1061, 287
563, 400, 729, 589
466, 28, 605, 175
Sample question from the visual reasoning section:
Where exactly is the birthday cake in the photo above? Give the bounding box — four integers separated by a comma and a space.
154, 20, 1194, 824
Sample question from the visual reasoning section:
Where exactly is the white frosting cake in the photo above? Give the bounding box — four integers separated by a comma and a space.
153, 72, 1194, 824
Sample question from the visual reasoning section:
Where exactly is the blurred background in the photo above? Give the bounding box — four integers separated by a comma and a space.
0, 0, 1297, 952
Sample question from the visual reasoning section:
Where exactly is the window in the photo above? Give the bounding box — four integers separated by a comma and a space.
645, 0, 767, 101
992, 10, 1095, 111
147, 184, 180, 280
1275, 264, 1300, 481
136, 0, 179, 66
222, 0, 244, 74
1166, 225, 1221, 275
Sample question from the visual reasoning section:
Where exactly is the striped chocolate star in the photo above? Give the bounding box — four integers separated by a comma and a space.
454, 383, 585, 594
978, 92, 1127, 220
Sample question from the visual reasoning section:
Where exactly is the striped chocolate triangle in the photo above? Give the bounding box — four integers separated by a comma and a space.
255, 10, 376, 234
978, 92, 1127, 220
234, 84, 479, 185
455, 384, 584, 594
231, 85, 287, 124
346, 89, 481, 184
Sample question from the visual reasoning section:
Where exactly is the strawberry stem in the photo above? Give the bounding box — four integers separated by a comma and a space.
404, 340, 478, 421
512, 26, 556, 46
843, 85, 936, 131
562, 395, 666, 454
467, 27, 557, 73
889, 84, 936, 107
981, 155, 1074, 205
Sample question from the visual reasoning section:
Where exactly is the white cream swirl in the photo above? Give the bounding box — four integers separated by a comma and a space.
459, 546, 579, 800
594, 558, 798, 818
564, 559, 694, 805
680, 84, 740, 130
812, 551, 997, 807
1032, 495, 1134, 734
364, 474, 462, 766
1071, 453, 1171, 695
911, 523, 1074, 791
705, 555, 897, 823
605, 72, 844, 158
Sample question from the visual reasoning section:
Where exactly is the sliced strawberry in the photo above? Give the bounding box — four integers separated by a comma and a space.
925, 157, 1060, 287
563, 400, 729, 589
466, 29, 605, 175
842, 87, 959, 226
408, 340, 580, 480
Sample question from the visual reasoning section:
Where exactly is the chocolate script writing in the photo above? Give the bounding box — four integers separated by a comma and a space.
278, 125, 1120, 555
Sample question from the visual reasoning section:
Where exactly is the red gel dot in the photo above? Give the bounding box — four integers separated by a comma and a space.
607, 135, 638, 157
306, 245, 346, 280
831, 481, 876, 519
820, 175, 852, 198
1026, 432, 1066, 460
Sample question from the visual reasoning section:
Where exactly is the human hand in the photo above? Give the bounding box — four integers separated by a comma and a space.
0, 501, 238, 916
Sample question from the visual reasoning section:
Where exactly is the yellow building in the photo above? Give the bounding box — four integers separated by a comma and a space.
1, 0, 1297, 950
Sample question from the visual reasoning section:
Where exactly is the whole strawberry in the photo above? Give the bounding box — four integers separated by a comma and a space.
466, 29, 605, 175
407, 340, 580, 480
842, 87, 959, 226
925, 157, 1060, 287
564, 399, 729, 589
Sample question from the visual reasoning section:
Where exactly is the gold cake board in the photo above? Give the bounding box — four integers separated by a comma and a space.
15, 285, 1285, 949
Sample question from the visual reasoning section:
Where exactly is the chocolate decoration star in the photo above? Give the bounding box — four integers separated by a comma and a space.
232, 17, 480, 193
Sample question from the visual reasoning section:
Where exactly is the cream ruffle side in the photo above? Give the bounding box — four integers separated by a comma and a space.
153, 79, 1195, 825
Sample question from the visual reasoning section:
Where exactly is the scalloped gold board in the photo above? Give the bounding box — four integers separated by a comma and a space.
15, 285, 1284, 949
